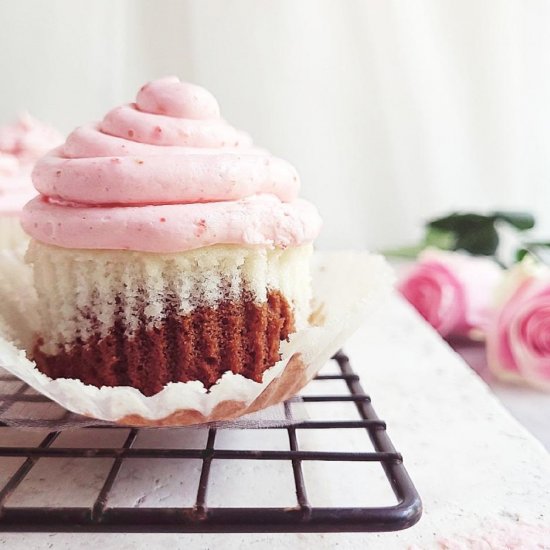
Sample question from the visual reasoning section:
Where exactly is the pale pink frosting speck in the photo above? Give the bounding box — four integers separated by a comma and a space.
23, 76, 321, 251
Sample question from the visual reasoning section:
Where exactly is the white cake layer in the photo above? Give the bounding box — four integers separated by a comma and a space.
26, 241, 313, 352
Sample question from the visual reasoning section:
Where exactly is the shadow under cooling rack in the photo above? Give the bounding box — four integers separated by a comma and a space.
0, 352, 422, 533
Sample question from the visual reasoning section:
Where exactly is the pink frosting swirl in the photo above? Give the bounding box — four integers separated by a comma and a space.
23, 77, 321, 251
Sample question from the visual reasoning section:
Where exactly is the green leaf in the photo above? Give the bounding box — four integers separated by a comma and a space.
424, 227, 456, 250
454, 225, 499, 255
523, 240, 550, 248
516, 248, 529, 262
493, 211, 535, 231
428, 213, 494, 233
382, 244, 425, 259
519, 242, 550, 265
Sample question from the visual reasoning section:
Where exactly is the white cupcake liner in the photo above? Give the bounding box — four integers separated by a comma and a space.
0, 249, 394, 426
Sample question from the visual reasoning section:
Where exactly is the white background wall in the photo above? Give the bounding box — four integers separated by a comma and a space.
1, 0, 549, 250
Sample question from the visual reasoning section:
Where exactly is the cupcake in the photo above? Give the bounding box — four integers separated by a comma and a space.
22, 77, 322, 397
0, 114, 63, 247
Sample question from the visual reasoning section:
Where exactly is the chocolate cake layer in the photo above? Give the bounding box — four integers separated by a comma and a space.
32, 290, 295, 396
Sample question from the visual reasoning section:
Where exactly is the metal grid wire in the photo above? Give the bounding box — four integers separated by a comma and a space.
0, 352, 422, 533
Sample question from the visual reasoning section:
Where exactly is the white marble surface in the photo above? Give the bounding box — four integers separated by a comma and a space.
451, 339, 550, 450
1, 296, 549, 549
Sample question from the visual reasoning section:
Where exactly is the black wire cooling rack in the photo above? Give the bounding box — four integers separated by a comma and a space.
0, 352, 422, 533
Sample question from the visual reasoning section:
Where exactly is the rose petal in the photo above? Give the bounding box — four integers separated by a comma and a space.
399, 251, 501, 338
487, 270, 550, 391
399, 262, 463, 336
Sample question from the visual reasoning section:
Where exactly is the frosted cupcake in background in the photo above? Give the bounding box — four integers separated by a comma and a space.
0, 114, 63, 247
22, 77, 322, 397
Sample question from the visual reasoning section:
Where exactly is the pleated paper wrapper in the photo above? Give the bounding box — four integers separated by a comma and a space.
0, 249, 393, 427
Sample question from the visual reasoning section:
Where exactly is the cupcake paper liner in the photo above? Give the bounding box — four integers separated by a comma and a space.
0, 249, 393, 426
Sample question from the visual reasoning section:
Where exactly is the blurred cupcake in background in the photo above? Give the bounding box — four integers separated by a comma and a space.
0, 114, 63, 248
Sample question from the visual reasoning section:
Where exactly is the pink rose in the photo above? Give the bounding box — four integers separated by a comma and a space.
398, 250, 502, 338
487, 260, 550, 390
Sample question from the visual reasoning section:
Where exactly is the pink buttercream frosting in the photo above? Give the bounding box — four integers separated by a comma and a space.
0, 114, 63, 215
23, 77, 321, 251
